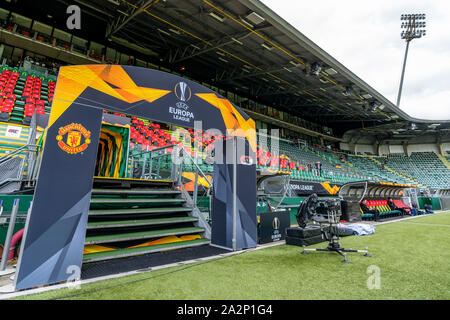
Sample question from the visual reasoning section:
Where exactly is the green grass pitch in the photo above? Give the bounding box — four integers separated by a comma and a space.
12, 211, 450, 300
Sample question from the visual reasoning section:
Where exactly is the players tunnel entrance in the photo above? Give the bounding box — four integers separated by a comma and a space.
94, 123, 130, 179
14, 65, 257, 291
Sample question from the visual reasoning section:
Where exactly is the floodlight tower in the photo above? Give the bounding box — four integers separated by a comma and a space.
396, 13, 426, 107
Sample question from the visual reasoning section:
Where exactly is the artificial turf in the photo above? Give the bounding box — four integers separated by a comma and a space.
11, 211, 450, 300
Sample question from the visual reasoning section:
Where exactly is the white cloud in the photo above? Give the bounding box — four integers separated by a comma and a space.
260, 0, 450, 120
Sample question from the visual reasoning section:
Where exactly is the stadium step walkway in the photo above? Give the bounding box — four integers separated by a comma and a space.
366, 155, 419, 185
83, 177, 209, 263
437, 154, 450, 171
83, 238, 210, 263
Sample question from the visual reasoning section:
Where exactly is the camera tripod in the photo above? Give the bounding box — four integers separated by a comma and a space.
301, 213, 371, 264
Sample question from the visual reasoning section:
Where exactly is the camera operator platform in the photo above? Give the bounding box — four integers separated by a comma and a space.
287, 194, 371, 263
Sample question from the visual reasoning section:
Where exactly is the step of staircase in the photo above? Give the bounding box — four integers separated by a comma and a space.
90, 198, 186, 204
83, 238, 211, 263
88, 206, 193, 216
85, 226, 205, 245
86, 216, 199, 229
91, 188, 181, 195
84, 177, 209, 263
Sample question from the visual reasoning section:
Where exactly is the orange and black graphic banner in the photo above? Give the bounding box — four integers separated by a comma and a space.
15, 65, 257, 291
290, 180, 342, 196
49, 65, 256, 151
15, 104, 103, 291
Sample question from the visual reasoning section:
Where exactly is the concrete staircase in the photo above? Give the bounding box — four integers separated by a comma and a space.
366, 155, 420, 186
437, 153, 450, 171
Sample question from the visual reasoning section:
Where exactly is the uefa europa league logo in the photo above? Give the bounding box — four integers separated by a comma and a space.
179, 82, 187, 102
175, 81, 192, 103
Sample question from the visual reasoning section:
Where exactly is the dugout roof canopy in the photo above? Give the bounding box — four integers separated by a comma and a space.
9, 0, 450, 138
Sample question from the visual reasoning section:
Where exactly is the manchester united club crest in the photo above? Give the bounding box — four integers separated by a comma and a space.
56, 123, 91, 154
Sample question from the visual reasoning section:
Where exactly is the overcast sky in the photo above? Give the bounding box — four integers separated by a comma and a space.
260, 0, 450, 120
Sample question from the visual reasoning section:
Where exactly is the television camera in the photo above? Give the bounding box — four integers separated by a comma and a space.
290, 194, 371, 263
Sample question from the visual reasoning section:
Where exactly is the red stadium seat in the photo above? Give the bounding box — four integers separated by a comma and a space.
0, 106, 12, 113
24, 110, 34, 117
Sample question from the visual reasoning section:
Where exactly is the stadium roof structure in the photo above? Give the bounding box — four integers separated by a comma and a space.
9, 0, 450, 140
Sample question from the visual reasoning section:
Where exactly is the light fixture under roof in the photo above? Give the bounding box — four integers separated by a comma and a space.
218, 57, 228, 63
368, 101, 378, 112
157, 28, 171, 36
261, 43, 274, 51
169, 28, 181, 35
283, 67, 292, 72
310, 62, 321, 76
361, 93, 372, 99
209, 12, 226, 22
324, 68, 338, 75
245, 12, 265, 25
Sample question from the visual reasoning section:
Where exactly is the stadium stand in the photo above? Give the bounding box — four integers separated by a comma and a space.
385, 152, 450, 189
345, 154, 415, 185
1, 63, 447, 191
0, 0, 448, 283
0, 65, 54, 124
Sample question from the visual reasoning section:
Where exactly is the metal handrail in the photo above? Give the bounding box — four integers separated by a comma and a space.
178, 145, 212, 189
0, 143, 41, 191
129, 144, 175, 180
131, 143, 177, 157
0, 144, 35, 165
128, 143, 213, 206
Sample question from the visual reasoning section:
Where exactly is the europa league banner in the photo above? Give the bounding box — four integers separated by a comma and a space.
211, 137, 257, 250
290, 180, 342, 196
14, 103, 102, 291
14, 64, 257, 290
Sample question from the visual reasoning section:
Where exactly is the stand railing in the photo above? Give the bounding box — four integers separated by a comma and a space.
128, 143, 213, 235
0, 115, 42, 193
172, 144, 212, 236
129, 144, 176, 181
